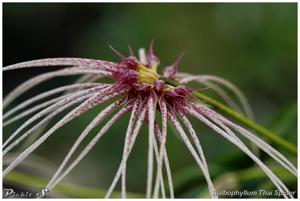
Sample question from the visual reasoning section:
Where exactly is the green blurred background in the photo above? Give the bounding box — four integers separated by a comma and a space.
3, 3, 297, 198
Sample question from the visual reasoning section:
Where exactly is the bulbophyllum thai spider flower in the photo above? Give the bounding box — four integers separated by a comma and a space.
3, 43, 297, 198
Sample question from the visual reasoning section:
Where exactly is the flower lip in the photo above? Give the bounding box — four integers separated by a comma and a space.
136, 64, 160, 85
112, 55, 161, 88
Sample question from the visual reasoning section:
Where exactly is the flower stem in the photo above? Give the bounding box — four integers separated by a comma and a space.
163, 78, 297, 155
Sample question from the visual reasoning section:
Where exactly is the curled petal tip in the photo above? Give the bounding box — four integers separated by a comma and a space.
162, 65, 176, 79
174, 52, 184, 67
128, 45, 135, 56
148, 39, 155, 55
146, 40, 160, 67
108, 44, 125, 60
163, 52, 184, 79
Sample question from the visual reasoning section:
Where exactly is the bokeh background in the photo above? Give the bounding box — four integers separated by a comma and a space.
3, 3, 297, 198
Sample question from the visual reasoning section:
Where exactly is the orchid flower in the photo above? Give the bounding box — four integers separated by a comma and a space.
3, 43, 297, 198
